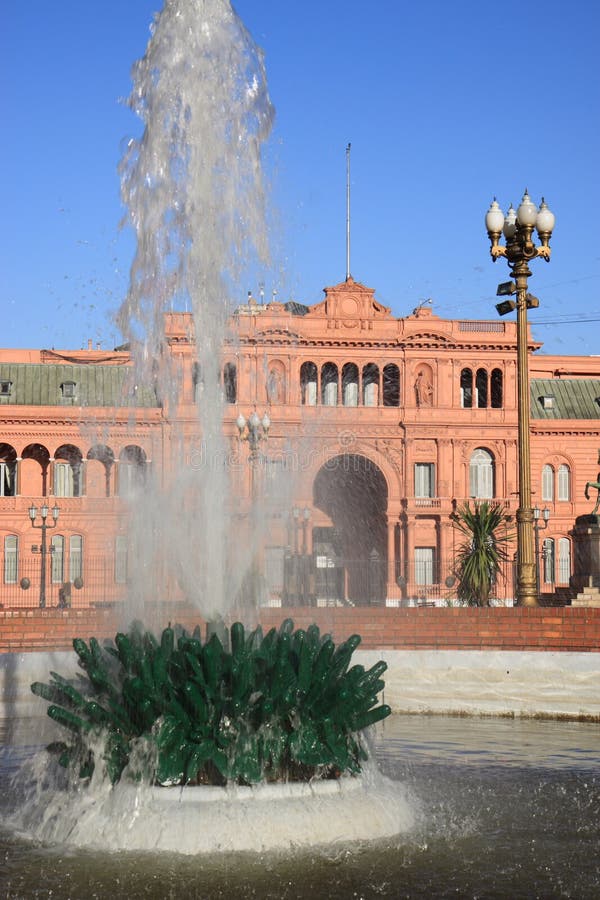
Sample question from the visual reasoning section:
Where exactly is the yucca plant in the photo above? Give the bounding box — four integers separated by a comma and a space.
31, 619, 390, 786
451, 500, 514, 607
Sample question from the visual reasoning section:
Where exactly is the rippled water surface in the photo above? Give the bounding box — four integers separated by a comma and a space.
1, 714, 599, 899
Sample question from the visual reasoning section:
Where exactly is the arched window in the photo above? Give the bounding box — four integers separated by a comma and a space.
543, 538, 555, 585
119, 446, 147, 497
491, 369, 503, 408
223, 363, 237, 404
192, 362, 202, 402
321, 363, 338, 406
0, 444, 17, 497
362, 364, 379, 407
558, 538, 571, 585
21, 443, 51, 496
460, 368, 473, 408
87, 445, 114, 498
70, 535, 83, 583
3, 535, 18, 584
476, 369, 488, 408
54, 445, 83, 497
558, 464, 571, 501
469, 448, 494, 499
51, 534, 64, 584
383, 364, 400, 407
300, 362, 317, 406
542, 465, 554, 502
342, 363, 358, 407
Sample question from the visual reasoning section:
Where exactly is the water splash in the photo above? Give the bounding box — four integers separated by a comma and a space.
7, 749, 415, 854
115, 0, 274, 620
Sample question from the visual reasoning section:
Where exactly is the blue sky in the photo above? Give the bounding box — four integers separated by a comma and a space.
2, 1, 599, 355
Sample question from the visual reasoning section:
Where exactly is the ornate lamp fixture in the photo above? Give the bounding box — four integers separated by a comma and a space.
485, 191, 555, 607
29, 502, 60, 608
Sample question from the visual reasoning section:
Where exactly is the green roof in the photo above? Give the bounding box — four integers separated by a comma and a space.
530, 378, 600, 420
0, 364, 159, 408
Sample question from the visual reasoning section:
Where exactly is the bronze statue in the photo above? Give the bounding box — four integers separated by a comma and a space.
584, 450, 600, 514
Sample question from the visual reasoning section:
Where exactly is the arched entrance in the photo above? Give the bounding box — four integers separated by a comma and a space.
313, 454, 388, 605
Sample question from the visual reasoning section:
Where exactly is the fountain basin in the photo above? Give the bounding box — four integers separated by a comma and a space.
48, 771, 415, 854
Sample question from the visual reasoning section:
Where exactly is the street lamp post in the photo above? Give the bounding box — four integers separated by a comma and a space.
236, 410, 270, 496
29, 502, 60, 608
236, 411, 270, 608
485, 190, 555, 606
295, 506, 311, 605
533, 506, 550, 598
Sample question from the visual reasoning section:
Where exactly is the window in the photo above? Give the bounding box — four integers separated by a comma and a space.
460, 368, 473, 408
490, 369, 503, 408
558, 464, 571, 501
383, 364, 400, 407
469, 448, 494, 499
300, 362, 317, 406
558, 538, 571, 585
69, 535, 83, 582
321, 363, 338, 406
0, 381, 13, 396
60, 381, 76, 399
115, 536, 128, 584
264, 545, 286, 597
192, 362, 202, 402
542, 463, 570, 502
342, 363, 358, 407
415, 547, 435, 585
0, 461, 15, 497
362, 364, 379, 407
542, 465, 554, 503
415, 463, 435, 498
542, 538, 555, 585
4, 535, 18, 584
476, 369, 488, 408
51, 535, 64, 583
223, 363, 237, 404
119, 446, 147, 496
54, 462, 74, 497
54, 445, 83, 497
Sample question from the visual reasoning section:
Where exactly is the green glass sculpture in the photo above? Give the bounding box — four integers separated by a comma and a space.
31, 619, 391, 786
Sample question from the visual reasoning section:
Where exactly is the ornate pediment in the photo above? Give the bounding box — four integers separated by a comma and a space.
307, 278, 392, 329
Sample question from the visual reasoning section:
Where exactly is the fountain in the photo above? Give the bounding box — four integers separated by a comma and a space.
20, 618, 415, 852
1, 3, 599, 889
5, 0, 416, 856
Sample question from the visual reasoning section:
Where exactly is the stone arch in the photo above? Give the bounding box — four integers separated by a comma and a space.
87, 444, 115, 498
118, 444, 148, 497
312, 453, 388, 605
54, 444, 84, 497
21, 443, 51, 496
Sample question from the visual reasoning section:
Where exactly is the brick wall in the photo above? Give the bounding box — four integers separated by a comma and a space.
1, 605, 600, 653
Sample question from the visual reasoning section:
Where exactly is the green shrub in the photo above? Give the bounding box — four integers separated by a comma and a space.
31, 619, 390, 786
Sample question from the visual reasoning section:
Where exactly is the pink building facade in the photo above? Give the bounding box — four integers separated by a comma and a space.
2, 279, 600, 609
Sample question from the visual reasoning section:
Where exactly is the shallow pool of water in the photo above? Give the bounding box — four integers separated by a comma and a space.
1, 715, 599, 899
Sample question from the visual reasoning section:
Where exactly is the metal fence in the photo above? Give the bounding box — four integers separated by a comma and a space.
0, 555, 128, 609
1, 552, 567, 610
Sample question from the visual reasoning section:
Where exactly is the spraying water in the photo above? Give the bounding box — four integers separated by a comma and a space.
116, 0, 274, 620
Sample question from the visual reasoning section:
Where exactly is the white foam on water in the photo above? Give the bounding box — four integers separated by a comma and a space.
8, 753, 416, 854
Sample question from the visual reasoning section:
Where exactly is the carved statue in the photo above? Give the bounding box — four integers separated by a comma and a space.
584, 450, 600, 514
414, 371, 433, 407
